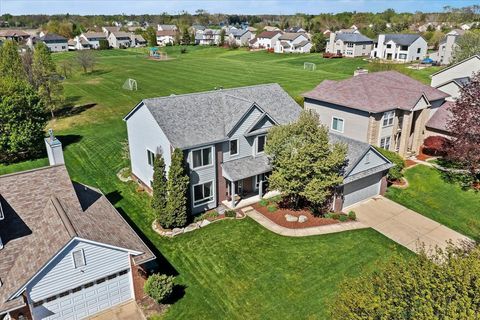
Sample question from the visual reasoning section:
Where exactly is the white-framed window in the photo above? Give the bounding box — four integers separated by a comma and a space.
72, 249, 86, 268
382, 111, 395, 127
147, 149, 155, 167
347, 42, 354, 48
192, 147, 212, 168
331, 117, 344, 133
193, 181, 214, 206
256, 135, 266, 154
380, 136, 391, 150
229, 139, 239, 156
399, 53, 407, 60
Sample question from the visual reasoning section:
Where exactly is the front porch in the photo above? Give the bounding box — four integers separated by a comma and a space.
222, 190, 281, 210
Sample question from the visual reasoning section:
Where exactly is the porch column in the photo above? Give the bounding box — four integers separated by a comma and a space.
259, 180, 263, 198
231, 180, 235, 208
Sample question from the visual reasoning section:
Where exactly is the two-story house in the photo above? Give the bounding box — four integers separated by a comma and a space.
303, 71, 450, 157
228, 29, 252, 46
429, 29, 465, 65
107, 31, 132, 48
37, 33, 68, 52
156, 30, 177, 46
370, 34, 427, 62
195, 29, 221, 46
274, 33, 312, 53
124, 84, 393, 214
249, 30, 282, 49
325, 31, 373, 57
79, 32, 107, 49
0, 134, 155, 320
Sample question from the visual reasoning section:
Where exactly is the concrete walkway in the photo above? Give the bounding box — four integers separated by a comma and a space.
88, 301, 146, 320
348, 196, 473, 253
241, 206, 368, 237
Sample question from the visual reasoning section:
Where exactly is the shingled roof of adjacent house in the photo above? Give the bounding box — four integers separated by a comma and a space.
39, 33, 67, 42
426, 101, 455, 133
156, 30, 177, 37
382, 34, 423, 46
257, 30, 282, 39
0, 165, 155, 314
302, 71, 450, 113
83, 32, 106, 39
279, 32, 304, 41
335, 32, 373, 43
125, 83, 302, 149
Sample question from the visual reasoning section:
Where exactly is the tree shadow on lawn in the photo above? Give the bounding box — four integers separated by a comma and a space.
56, 134, 83, 148
85, 69, 111, 77
163, 284, 186, 305
55, 102, 97, 119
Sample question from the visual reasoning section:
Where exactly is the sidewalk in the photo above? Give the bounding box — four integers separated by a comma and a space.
241, 206, 368, 237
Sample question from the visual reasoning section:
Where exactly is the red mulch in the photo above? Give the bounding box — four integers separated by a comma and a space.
405, 159, 417, 167
391, 178, 407, 187
252, 203, 339, 229
417, 147, 433, 161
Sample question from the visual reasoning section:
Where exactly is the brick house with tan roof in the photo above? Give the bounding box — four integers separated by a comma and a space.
303, 71, 450, 157
0, 134, 155, 320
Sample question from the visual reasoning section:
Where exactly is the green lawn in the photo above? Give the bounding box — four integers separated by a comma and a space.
386, 165, 480, 241
0, 47, 422, 318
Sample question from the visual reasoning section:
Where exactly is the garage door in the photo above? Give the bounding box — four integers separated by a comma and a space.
32, 269, 132, 320
343, 173, 382, 208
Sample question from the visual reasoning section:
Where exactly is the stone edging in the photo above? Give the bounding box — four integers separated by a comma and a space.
389, 177, 409, 189
117, 167, 132, 182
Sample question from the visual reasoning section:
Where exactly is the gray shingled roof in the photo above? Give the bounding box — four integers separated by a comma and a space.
426, 101, 454, 132
0, 165, 155, 314
222, 155, 271, 181
383, 34, 423, 46
279, 32, 303, 41
335, 32, 373, 43
39, 33, 67, 42
131, 84, 302, 149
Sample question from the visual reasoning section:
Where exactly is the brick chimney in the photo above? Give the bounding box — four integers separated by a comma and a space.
44, 129, 65, 166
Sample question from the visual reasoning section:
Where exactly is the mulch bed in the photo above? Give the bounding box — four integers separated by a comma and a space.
252, 203, 339, 229
417, 147, 433, 161
138, 296, 168, 318
405, 159, 417, 167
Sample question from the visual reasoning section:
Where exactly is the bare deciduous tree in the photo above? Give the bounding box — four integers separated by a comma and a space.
76, 50, 96, 73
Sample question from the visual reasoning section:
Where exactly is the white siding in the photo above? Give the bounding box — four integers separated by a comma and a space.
305, 99, 370, 143
431, 56, 480, 87
187, 145, 217, 214
348, 149, 388, 176
27, 240, 131, 301
436, 82, 461, 100
126, 103, 172, 188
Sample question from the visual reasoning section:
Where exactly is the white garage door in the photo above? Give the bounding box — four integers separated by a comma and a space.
343, 173, 382, 208
32, 269, 132, 320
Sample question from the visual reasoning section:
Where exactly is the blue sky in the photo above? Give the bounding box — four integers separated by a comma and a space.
0, 0, 478, 15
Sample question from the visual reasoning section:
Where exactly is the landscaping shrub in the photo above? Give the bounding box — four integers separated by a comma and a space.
423, 136, 450, 156
225, 210, 237, 218
267, 204, 277, 212
331, 213, 340, 220
269, 195, 282, 203
180, 47, 187, 54
339, 214, 348, 222
348, 211, 356, 221
144, 274, 175, 303
374, 147, 404, 181
194, 210, 219, 222
324, 213, 333, 219
259, 198, 269, 206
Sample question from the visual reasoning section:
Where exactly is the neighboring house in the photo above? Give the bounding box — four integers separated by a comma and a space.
0, 29, 30, 43
425, 55, 480, 138
68, 37, 90, 50
249, 30, 282, 49
107, 31, 132, 48
228, 29, 252, 46
338, 28, 360, 34
157, 24, 177, 31
285, 26, 306, 33
325, 31, 373, 57
130, 34, 146, 47
303, 71, 450, 157
264, 26, 281, 32
195, 29, 221, 45
79, 32, 107, 49
429, 29, 465, 65
274, 32, 312, 53
156, 30, 177, 46
0, 134, 155, 320
370, 34, 428, 62
124, 84, 391, 215
37, 33, 68, 52
430, 54, 480, 99
102, 26, 120, 36
67, 39, 77, 50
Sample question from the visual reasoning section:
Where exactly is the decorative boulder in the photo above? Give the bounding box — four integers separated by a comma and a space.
199, 219, 211, 228
172, 228, 184, 236
285, 214, 298, 222
298, 215, 308, 223
184, 224, 199, 233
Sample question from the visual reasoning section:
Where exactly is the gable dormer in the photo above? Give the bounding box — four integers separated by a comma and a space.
244, 112, 278, 137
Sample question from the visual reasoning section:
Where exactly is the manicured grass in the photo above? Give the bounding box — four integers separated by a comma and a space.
386, 165, 480, 241
0, 47, 422, 318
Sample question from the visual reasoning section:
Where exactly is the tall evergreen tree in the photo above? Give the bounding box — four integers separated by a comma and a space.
32, 42, 64, 118
0, 78, 47, 163
166, 148, 189, 228
152, 153, 170, 228
0, 40, 26, 80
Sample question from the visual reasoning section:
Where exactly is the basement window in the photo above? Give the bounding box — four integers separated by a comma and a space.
72, 249, 86, 268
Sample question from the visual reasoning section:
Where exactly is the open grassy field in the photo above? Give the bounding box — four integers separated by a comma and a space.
0, 47, 423, 318
386, 165, 480, 241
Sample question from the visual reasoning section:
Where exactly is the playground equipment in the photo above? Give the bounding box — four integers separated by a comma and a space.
149, 47, 168, 60
303, 62, 316, 71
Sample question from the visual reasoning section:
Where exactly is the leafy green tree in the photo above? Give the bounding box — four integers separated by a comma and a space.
181, 27, 191, 45
331, 243, 480, 320
452, 30, 480, 64
0, 40, 26, 80
76, 50, 96, 73
144, 26, 157, 47
0, 78, 47, 164
374, 146, 404, 181
152, 153, 169, 227
32, 42, 64, 118
310, 32, 327, 53
98, 39, 109, 50
166, 148, 189, 228
219, 29, 226, 46
265, 110, 346, 211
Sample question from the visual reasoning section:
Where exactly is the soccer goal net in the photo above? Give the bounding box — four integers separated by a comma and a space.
122, 78, 138, 91
304, 62, 316, 71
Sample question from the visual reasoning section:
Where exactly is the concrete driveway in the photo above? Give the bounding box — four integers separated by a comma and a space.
88, 301, 145, 320
348, 196, 473, 253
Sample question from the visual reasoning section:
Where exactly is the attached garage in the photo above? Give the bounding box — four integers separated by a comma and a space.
342, 172, 382, 208
31, 269, 133, 320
